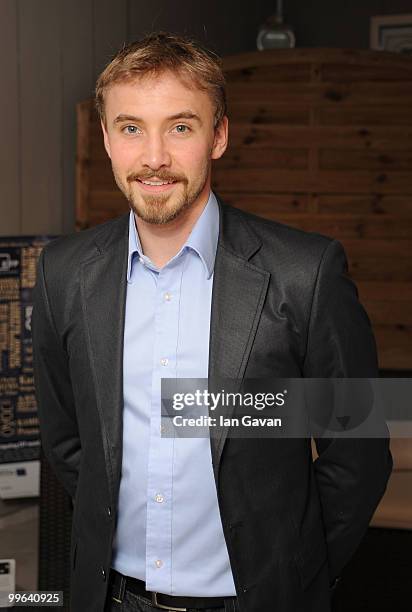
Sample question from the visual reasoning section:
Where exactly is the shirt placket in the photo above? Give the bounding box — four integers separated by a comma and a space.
145, 255, 184, 593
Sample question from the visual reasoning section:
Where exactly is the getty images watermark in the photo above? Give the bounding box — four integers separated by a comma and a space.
160, 378, 412, 438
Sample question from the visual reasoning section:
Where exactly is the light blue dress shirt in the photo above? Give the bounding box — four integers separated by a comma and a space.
111, 191, 237, 596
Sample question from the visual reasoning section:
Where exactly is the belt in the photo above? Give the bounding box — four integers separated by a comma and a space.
108, 568, 233, 611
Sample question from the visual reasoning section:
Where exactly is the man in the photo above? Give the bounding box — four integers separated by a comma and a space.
32, 32, 392, 612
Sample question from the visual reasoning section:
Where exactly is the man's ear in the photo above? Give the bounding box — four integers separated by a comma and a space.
211, 116, 229, 160
101, 119, 111, 159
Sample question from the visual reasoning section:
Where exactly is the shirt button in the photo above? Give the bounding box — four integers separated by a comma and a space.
155, 559, 163, 568
101, 567, 106, 581
155, 494, 164, 503
164, 292, 172, 301
160, 358, 168, 366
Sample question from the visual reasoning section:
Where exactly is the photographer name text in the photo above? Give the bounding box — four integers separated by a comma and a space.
172, 415, 282, 427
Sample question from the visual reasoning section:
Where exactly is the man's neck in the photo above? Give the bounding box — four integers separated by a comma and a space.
134, 194, 210, 269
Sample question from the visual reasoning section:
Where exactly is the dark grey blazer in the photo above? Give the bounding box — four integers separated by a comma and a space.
32, 198, 392, 612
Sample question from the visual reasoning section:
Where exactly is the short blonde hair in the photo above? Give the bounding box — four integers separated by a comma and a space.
95, 31, 227, 128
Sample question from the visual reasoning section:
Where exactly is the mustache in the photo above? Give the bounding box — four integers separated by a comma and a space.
127, 170, 187, 183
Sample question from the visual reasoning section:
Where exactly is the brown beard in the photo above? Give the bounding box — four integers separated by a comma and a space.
112, 162, 210, 225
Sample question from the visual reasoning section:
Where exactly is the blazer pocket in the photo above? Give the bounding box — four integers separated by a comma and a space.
294, 538, 328, 591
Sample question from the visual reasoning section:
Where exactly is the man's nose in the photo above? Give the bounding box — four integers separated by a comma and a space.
140, 133, 171, 170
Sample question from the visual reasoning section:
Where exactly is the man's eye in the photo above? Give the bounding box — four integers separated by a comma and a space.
123, 125, 139, 135
173, 124, 190, 134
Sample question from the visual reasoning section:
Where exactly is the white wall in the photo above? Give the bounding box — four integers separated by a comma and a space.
0, 0, 128, 236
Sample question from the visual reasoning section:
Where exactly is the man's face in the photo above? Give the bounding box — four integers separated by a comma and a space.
101, 71, 228, 225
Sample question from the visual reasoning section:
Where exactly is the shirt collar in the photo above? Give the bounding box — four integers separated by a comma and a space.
127, 190, 219, 282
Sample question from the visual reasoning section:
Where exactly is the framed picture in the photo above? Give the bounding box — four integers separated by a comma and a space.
370, 14, 412, 53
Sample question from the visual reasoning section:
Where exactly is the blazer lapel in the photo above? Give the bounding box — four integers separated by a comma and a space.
80, 214, 129, 506
208, 201, 270, 482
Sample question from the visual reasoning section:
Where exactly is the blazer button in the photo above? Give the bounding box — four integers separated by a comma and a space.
107, 506, 112, 517
101, 567, 106, 581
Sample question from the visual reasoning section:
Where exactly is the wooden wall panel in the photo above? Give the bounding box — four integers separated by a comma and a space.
228, 125, 412, 150
236, 214, 412, 239
319, 149, 412, 171
317, 194, 412, 216
228, 103, 311, 125
213, 148, 309, 170
317, 106, 412, 126
319, 61, 412, 82
226, 82, 412, 105
214, 169, 412, 194
217, 51, 412, 370
76, 48, 412, 369
220, 194, 309, 214
0, 0, 20, 234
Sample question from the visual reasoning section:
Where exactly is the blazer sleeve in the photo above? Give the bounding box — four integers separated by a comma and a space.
302, 239, 393, 583
32, 247, 81, 503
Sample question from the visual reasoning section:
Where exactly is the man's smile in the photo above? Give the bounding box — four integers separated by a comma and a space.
135, 178, 178, 193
